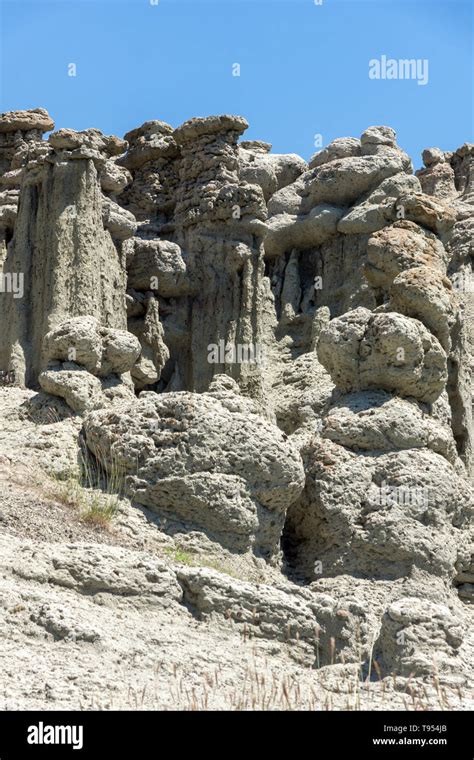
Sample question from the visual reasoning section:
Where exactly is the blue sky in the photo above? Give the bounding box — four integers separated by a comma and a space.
0, 0, 472, 168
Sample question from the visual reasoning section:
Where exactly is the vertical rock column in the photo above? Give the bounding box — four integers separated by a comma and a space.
117, 120, 180, 227
0, 109, 54, 263
0, 126, 136, 387
171, 115, 268, 399
417, 143, 474, 477
0, 108, 54, 382
116, 120, 180, 390
0, 110, 55, 381
284, 215, 473, 677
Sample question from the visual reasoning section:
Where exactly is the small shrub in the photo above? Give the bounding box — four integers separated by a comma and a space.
81, 495, 119, 529
46, 445, 125, 529
165, 547, 195, 565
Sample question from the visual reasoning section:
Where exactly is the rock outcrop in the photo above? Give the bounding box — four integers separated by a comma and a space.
282, 152, 473, 677
83, 380, 305, 559
0, 109, 473, 702
0, 116, 136, 388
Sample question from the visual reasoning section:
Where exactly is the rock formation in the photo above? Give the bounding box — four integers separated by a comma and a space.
0, 116, 135, 390
0, 108, 473, 706
84, 378, 305, 559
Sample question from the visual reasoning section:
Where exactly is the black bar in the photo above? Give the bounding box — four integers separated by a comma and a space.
0, 710, 471, 758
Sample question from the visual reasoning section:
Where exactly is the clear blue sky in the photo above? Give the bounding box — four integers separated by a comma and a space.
0, 0, 472, 168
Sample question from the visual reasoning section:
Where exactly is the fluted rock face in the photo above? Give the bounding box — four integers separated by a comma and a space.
0, 115, 136, 387
119, 116, 265, 402
168, 115, 267, 398
0, 110, 53, 280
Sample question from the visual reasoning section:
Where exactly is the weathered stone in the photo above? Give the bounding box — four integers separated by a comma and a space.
49, 128, 127, 158
423, 148, 446, 167
84, 390, 305, 557
375, 597, 465, 677
268, 154, 404, 216
127, 238, 187, 296
102, 197, 137, 239
1, 112, 474, 701
0, 108, 54, 134
43, 317, 141, 377
0, 145, 131, 386
322, 391, 458, 464
286, 439, 473, 581
416, 161, 457, 199
317, 308, 447, 403
309, 137, 361, 169
338, 173, 421, 234
119, 120, 176, 170
128, 297, 169, 389
239, 144, 307, 201
39, 364, 103, 413
239, 140, 272, 153
385, 192, 457, 233
99, 160, 132, 195
264, 204, 344, 257
365, 221, 448, 290
388, 266, 456, 351
360, 126, 412, 171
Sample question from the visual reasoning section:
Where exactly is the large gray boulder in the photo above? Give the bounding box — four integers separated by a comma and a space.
309, 137, 361, 169
384, 192, 457, 234
287, 438, 473, 581
387, 266, 456, 352
337, 173, 422, 234
317, 307, 447, 403
322, 390, 458, 464
268, 154, 405, 216
84, 385, 305, 557
127, 238, 188, 296
365, 221, 448, 290
239, 143, 307, 200
39, 364, 104, 414
42, 316, 141, 377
